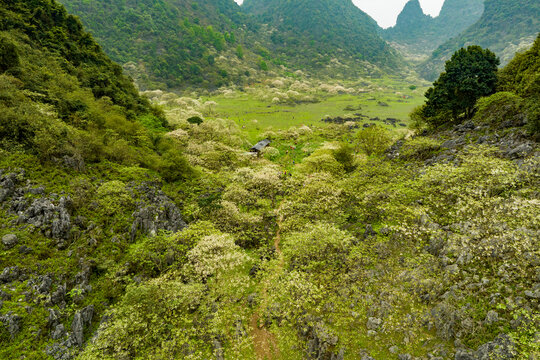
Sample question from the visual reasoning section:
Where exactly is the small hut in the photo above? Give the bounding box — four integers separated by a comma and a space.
250, 139, 271, 155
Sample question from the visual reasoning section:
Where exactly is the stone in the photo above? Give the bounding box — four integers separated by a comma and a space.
38, 275, 53, 294
18, 245, 32, 254
213, 339, 224, 360
51, 284, 66, 305
389, 345, 398, 354
475, 334, 515, 359
0, 311, 22, 338
506, 143, 532, 159
0, 266, 22, 284
2, 234, 18, 249
484, 310, 499, 325
129, 182, 186, 241
0, 289, 11, 300
398, 354, 412, 360
364, 224, 377, 239
70, 312, 84, 347
366, 317, 382, 330
525, 289, 540, 299
51, 324, 66, 340
70, 305, 94, 347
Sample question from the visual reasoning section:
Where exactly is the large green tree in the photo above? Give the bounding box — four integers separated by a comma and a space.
423, 45, 500, 124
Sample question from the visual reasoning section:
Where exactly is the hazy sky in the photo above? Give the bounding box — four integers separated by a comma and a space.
233, 0, 446, 29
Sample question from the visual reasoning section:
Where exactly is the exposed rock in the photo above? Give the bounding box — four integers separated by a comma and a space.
366, 317, 382, 330
19, 245, 33, 254
389, 346, 398, 354
62, 155, 85, 172
0, 289, 12, 300
505, 143, 533, 159
0, 171, 21, 202
2, 234, 18, 249
456, 334, 516, 360
484, 310, 499, 325
16, 196, 72, 245
129, 182, 186, 241
38, 275, 53, 294
363, 224, 377, 239
70, 305, 94, 347
0, 311, 22, 338
48, 308, 61, 328
51, 284, 66, 305
51, 324, 66, 340
0, 266, 23, 284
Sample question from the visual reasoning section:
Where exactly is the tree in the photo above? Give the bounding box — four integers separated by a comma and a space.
423, 46, 499, 124
236, 45, 244, 59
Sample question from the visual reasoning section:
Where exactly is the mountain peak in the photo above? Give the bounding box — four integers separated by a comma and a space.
395, 0, 431, 28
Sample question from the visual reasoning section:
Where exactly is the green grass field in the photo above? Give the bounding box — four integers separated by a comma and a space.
202, 81, 428, 142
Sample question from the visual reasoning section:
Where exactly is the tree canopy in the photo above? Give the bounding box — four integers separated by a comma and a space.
423, 45, 499, 124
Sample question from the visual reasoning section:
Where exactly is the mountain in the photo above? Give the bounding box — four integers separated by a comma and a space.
420, 0, 540, 80
59, 0, 257, 89
242, 0, 403, 73
0, 0, 167, 161
383, 0, 484, 60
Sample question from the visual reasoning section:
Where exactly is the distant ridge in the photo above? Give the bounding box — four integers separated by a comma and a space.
420, 0, 540, 80
242, 0, 403, 71
383, 0, 484, 59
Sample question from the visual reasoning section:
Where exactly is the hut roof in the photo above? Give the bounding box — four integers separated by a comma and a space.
250, 139, 271, 152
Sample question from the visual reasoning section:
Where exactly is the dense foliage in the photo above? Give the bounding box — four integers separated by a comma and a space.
421, 0, 540, 80
242, 0, 403, 71
0, 0, 192, 174
59, 0, 251, 89
0, 1, 538, 359
498, 34, 540, 134
422, 46, 499, 124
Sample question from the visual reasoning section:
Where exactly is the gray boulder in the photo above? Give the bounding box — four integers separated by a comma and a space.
366, 317, 382, 330
0, 266, 23, 284
2, 234, 18, 249
129, 182, 186, 241
0, 311, 22, 338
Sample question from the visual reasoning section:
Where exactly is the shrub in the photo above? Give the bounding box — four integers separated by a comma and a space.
399, 137, 441, 160
355, 125, 393, 156
96, 180, 133, 216
474, 92, 523, 126
187, 116, 203, 125
283, 223, 353, 274
333, 143, 356, 172
158, 150, 194, 182
0, 36, 20, 73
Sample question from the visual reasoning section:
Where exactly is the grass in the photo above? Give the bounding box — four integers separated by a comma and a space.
201, 81, 428, 143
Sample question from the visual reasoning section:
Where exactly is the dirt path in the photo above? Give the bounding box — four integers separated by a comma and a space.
250, 214, 284, 360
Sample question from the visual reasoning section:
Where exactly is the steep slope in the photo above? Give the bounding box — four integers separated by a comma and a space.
383, 0, 484, 59
0, 0, 194, 358
242, 0, 403, 74
60, 0, 257, 89
420, 0, 540, 80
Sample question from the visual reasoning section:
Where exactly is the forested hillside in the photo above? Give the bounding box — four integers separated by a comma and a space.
383, 0, 484, 60
420, 0, 540, 80
241, 0, 403, 73
0, 0, 539, 359
60, 0, 257, 89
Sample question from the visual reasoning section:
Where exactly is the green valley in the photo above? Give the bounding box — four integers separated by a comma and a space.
0, 0, 538, 360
